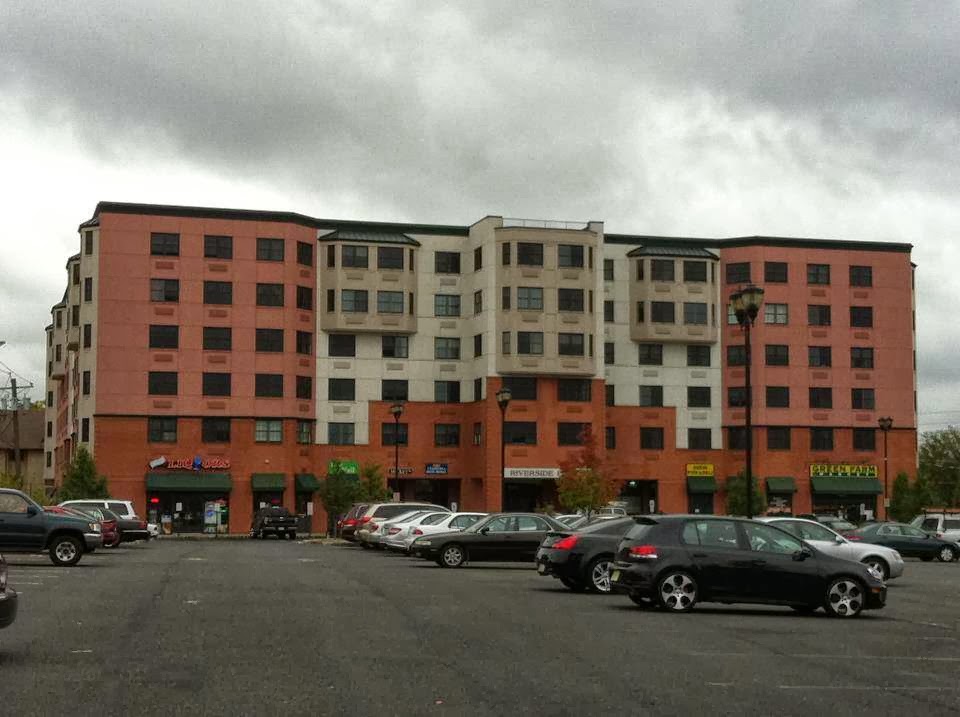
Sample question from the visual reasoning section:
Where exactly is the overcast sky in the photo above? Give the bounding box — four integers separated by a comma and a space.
1, 1, 957, 432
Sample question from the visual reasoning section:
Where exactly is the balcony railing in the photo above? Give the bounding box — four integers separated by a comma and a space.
502, 218, 590, 231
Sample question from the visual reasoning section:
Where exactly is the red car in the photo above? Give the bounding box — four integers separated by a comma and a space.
44, 506, 120, 548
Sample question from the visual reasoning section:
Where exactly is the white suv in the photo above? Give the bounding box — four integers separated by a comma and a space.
911, 513, 960, 542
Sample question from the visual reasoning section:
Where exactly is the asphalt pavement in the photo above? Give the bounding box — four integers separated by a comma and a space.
1, 539, 959, 716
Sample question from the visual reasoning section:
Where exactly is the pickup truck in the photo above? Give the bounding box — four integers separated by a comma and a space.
250, 506, 298, 540
0, 488, 103, 566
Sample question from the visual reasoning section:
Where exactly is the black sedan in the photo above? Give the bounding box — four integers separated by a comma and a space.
536, 517, 635, 593
411, 513, 568, 568
849, 522, 958, 562
610, 515, 886, 617
1, 554, 18, 631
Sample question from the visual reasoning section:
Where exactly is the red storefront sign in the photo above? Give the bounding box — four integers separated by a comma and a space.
149, 456, 231, 470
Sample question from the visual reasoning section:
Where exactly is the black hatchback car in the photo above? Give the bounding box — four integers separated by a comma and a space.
610, 515, 886, 618
536, 517, 635, 593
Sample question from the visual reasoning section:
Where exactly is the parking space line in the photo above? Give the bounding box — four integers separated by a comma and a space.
690, 652, 960, 662
778, 686, 959, 691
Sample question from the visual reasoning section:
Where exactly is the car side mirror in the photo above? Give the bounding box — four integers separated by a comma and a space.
793, 547, 813, 561
835, 535, 845, 544
479, 527, 489, 535
26, 504, 39, 517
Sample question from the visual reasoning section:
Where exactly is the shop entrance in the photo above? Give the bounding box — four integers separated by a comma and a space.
503, 480, 557, 512
618, 480, 659, 514
148, 492, 230, 533
688, 492, 715, 515
400, 479, 461, 508
812, 495, 878, 523
253, 491, 283, 512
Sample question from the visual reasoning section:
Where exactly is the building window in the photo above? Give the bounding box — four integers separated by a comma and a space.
255, 374, 283, 398
435, 337, 461, 360
434, 294, 461, 317
474, 377, 482, 401
473, 422, 482, 445
255, 419, 283, 443
517, 287, 544, 311
328, 422, 355, 446
849, 266, 873, 287
639, 385, 663, 407
687, 386, 711, 408
295, 376, 312, 400
558, 333, 585, 356
807, 263, 831, 285
382, 335, 408, 358
326, 334, 355, 357
558, 288, 584, 312
435, 251, 461, 274
377, 246, 403, 270
764, 262, 788, 283
557, 422, 588, 445
473, 246, 482, 271
473, 333, 482, 358
199, 327, 230, 352
638, 343, 663, 365
472, 290, 483, 315
72, 263, 80, 285
683, 261, 707, 282
641, 427, 664, 450
688, 428, 712, 450
651, 301, 675, 323
808, 346, 832, 367
296, 241, 313, 266
202, 418, 231, 443
728, 387, 747, 407
295, 330, 313, 355
764, 303, 788, 324
202, 372, 231, 396
83, 277, 93, 302
296, 420, 314, 444
503, 376, 537, 400
328, 378, 355, 401
501, 286, 511, 310
46, 451, 52, 467
382, 379, 408, 401
807, 305, 831, 326
342, 245, 368, 268
728, 427, 747, 450
84, 231, 94, 255
853, 428, 876, 451
809, 387, 833, 409
72, 305, 80, 328
256, 237, 285, 262
82, 324, 92, 349
151, 278, 180, 302
147, 417, 177, 443
255, 328, 284, 352
501, 331, 511, 355
767, 426, 791, 450
296, 286, 313, 311
604, 259, 614, 281
766, 386, 790, 408
850, 306, 874, 328
203, 281, 232, 305
557, 244, 584, 268
434, 380, 460, 403
517, 242, 543, 266
82, 371, 91, 395
47, 390, 53, 406
725, 262, 750, 284
604, 342, 615, 365
148, 371, 177, 395
851, 347, 874, 369
326, 244, 336, 268
605, 384, 615, 406
765, 344, 789, 366
852, 388, 876, 410
46, 420, 53, 438
435, 424, 460, 447
256, 283, 284, 307
651, 259, 675, 282
55, 344, 62, 362
726, 345, 746, 366
686, 345, 710, 367
501, 242, 511, 266
683, 302, 708, 325
602, 300, 615, 323
382, 422, 408, 446
149, 325, 179, 349
340, 289, 368, 313
810, 428, 834, 451
504, 421, 537, 445
55, 311, 62, 329
605, 426, 616, 449
558, 379, 591, 402
326, 289, 335, 312
376, 290, 404, 314
150, 232, 180, 256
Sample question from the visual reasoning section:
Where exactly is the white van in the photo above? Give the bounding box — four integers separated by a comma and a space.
911, 512, 960, 542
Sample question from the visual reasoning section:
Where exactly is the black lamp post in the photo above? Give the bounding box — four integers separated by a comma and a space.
878, 416, 893, 518
729, 285, 764, 519
496, 387, 512, 510
389, 401, 404, 500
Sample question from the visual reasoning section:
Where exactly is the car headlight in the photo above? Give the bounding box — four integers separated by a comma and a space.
90, 523, 101, 533
417, 540, 432, 546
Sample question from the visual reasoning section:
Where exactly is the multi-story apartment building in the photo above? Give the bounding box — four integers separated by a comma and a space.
43, 202, 917, 533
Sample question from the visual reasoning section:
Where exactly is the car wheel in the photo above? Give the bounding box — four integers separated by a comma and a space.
937, 546, 956, 562
657, 571, 697, 612
49, 535, 83, 567
861, 557, 889, 581
629, 594, 656, 609
824, 577, 865, 618
439, 544, 466, 568
587, 557, 614, 594
560, 576, 587, 592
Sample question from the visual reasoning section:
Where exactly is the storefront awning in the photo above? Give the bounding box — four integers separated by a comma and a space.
295, 473, 321, 492
811, 477, 882, 495
146, 472, 232, 492
251, 473, 286, 491
766, 477, 796, 494
687, 476, 717, 494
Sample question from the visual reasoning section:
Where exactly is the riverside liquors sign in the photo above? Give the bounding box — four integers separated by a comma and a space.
504, 467, 560, 480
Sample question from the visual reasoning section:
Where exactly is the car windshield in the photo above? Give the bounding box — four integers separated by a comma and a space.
826, 520, 857, 531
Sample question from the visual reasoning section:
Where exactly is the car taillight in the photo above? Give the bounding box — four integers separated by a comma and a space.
846, 535, 862, 541
628, 544, 659, 559
344, 518, 357, 527
552, 535, 579, 551
370, 524, 379, 533
388, 527, 401, 535
412, 528, 423, 536
359, 516, 372, 524
140, 521, 147, 529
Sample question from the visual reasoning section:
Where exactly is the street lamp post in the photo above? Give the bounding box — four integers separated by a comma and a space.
878, 416, 894, 518
496, 388, 512, 510
389, 401, 404, 500
730, 285, 765, 519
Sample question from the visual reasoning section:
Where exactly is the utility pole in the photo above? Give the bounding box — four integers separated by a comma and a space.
11, 377, 22, 487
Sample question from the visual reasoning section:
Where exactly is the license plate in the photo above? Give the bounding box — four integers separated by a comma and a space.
537, 563, 547, 574
611, 570, 620, 582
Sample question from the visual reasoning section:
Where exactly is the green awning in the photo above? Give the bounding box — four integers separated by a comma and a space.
811, 477, 882, 495
295, 473, 321, 492
687, 476, 717, 494
766, 477, 797, 494
146, 472, 232, 492
251, 473, 286, 491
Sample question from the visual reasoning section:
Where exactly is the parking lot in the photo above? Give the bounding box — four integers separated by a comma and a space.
2, 540, 959, 715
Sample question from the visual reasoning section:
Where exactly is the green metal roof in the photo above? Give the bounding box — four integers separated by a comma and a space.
146, 472, 232, 492
810, 477, 882, 495
295, 474, 321, 492
627, 245, 718, 259
317, 228, 420, 246
251, 473, 286, 491
766, 477, 797, 494
687, 476, 717, 494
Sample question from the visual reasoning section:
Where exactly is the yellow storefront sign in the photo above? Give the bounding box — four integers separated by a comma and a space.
686, 463, 715, 477
809, 464, 878, 478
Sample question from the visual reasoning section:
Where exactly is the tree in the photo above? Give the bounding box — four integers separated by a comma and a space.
58, 447, 109, 501
356, 463, 391, 502
724, 471, 767, 517
889, 472, 916, 522
316, 466, 358, 536
557, 426, 619, 519
918, 427, 960, 507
